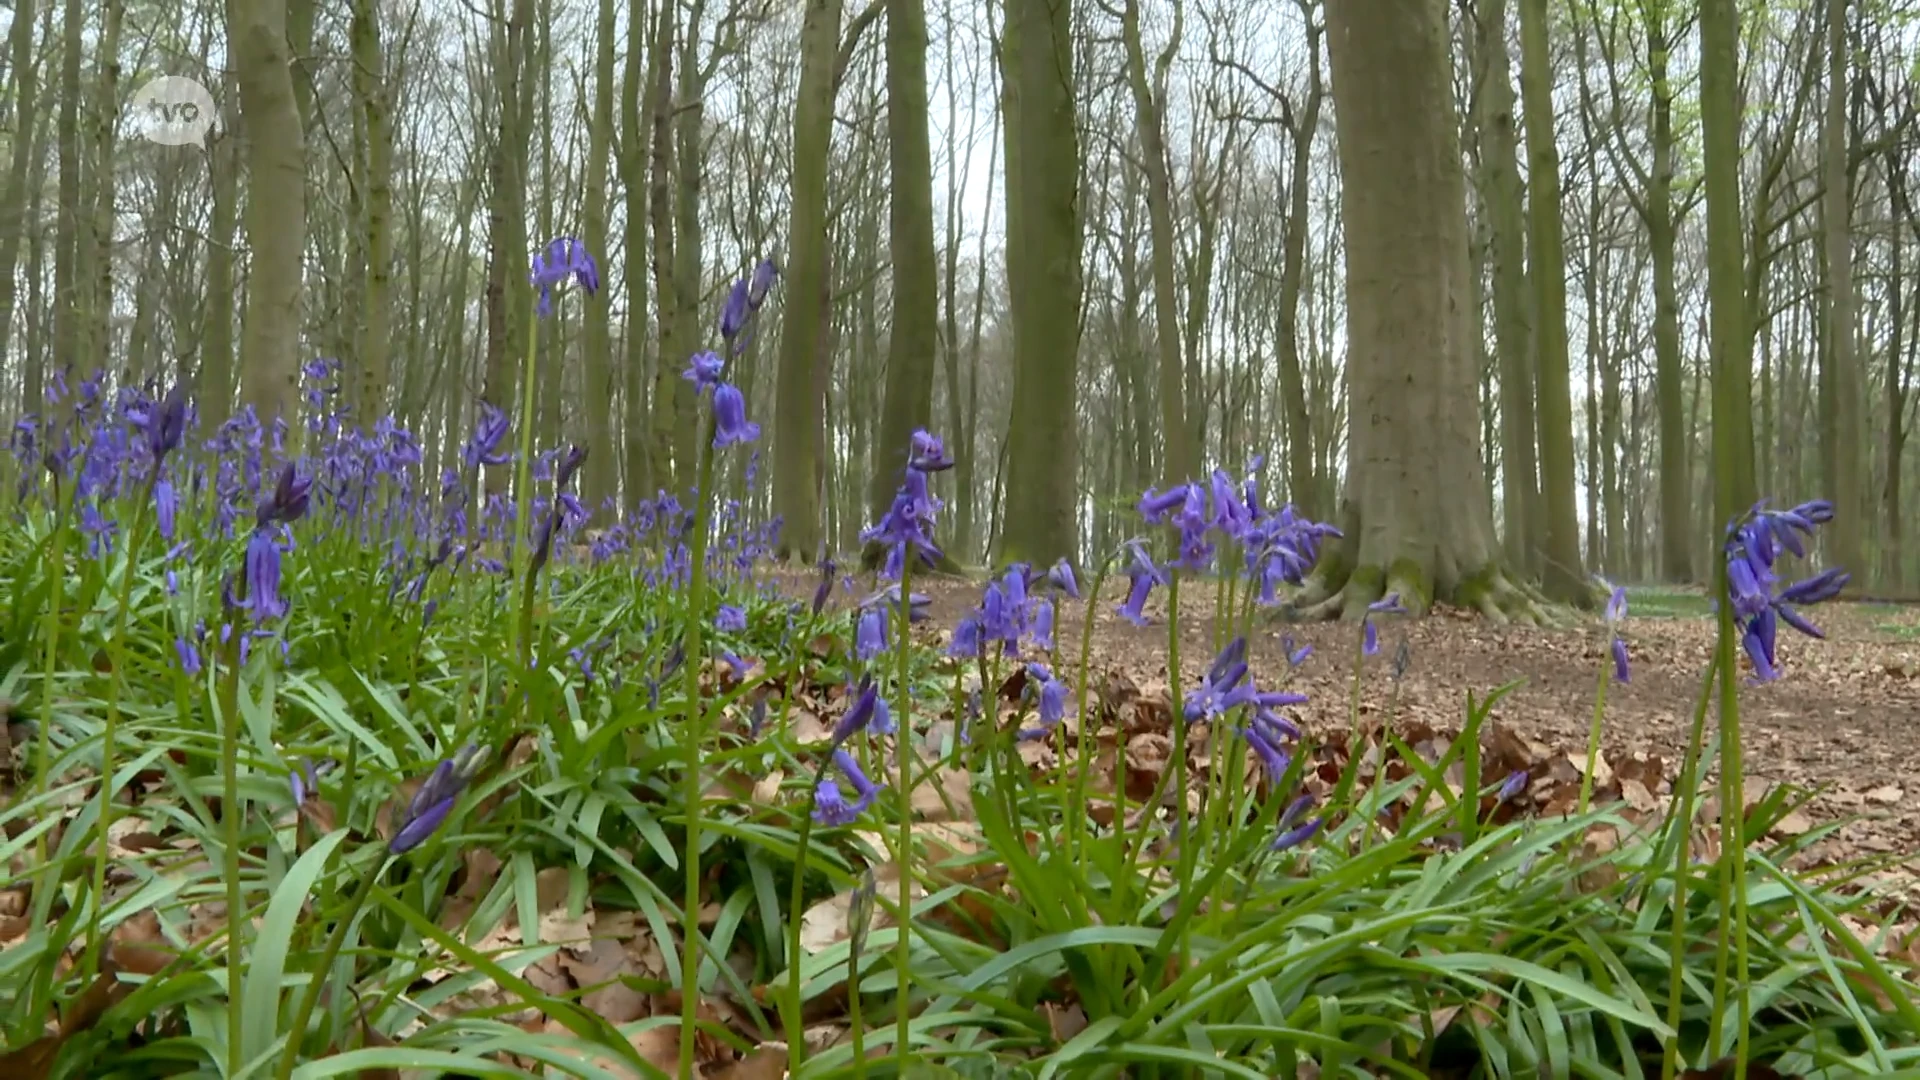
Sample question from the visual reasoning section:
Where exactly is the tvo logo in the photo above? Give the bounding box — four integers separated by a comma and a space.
130, 76, 216, 146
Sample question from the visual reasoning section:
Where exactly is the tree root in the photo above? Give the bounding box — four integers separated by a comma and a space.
1288, 562, 1559, 627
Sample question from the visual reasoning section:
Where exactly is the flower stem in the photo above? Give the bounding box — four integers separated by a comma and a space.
512, 308, 541, 672
82, 475, 157, 979
677, 430, 717, 1080
1711, 581, 1751, 1077
1658, 647, 1723, 1080
893, 555, 914, 1066
218, 618, 247, 1080
275, 851, 387, 1080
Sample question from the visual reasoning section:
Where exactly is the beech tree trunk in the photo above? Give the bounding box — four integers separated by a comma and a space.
770, 0, 843, 559
996, 0, 1083, 568
231, 0, 305, 423
1301, 0, 1547, 623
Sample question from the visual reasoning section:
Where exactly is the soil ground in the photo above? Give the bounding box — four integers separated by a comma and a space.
789, 568, 1920, 871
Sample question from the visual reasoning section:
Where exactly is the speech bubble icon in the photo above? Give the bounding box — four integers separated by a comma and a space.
131, 75, 216, 147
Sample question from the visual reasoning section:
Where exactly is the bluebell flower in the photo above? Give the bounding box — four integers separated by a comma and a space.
175, 635, 202, 678
530, 236, 600, 317
1362, 593, 1406, 656
244, 527, 289, 624
1030, 599, 1056, 652
1271, 794, 1322, 852
1282, 635, 1313, 667
855, 605, 889, 662
719, 278, 753, 345
390, 744, 486, 854
1184, 637, 1255, 723
813, 748, 883, 826
154, 476, 178, 541
141, 383, 188, 462
909, 429, 953, 472
948, 612, 984, 659
1044, 558, 1079, 599
256, 461, 312, 527
711, 383, 760, 447
716, 604, 747, 633
1117, 540, 1167, 626
463, 404, 512, 470
1723, 501, 1848, 683
831, 677, 882, 746
1016, 664, 1069, 741
1599, 580, 1630, 683
811, 554, 838, 615
683, 351, 724, 391
1496, 771, 1528, 803
747, 258, 780, 309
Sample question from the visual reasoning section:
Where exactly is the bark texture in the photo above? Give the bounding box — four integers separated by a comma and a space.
1300, 0, 1547, 623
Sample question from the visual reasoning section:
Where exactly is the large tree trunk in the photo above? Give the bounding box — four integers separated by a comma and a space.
996, 0, 1083, 568
1516, 0, 1587, 604
865, 0, 945, 553
51, 0, 83, 392
1275, 15, 1323, 518
1470, 0, 1538, 577
231, 0, 305, 423
201, 89, 239, 427
581, 0, 617, 511
1700, 0, 1757, 524
769, 0, 843, 559
0, 0, 42, 375
1119, 0, 1188, 485
618, 0, 656, 500
91, 0, 121, 376
1301, 0, 1545, 623
1819, 0, 1863, 574
351, 0, 393, 421
1645, 7, 1693, 582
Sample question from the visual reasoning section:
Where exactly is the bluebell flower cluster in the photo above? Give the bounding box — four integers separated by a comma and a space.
862, 428, 949, 580
949, 560, 1068, 660
529, 236, 600, 318
1123, 462, 1340, 625
1723, 500, 1850, 683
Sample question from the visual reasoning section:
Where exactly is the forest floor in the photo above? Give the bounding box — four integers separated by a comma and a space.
798, 571, 1920, 880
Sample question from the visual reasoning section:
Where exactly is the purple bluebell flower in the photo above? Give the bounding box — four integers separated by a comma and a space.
813, 748, 883, 826
175, 635, 203, 677
811, 554, 838, 615
719, 278, 753, 346
683, 351, 724, 390
390, 744, 486, 854
1117, 541, 1167, 627
289, 758, 320, 805
1016, 664, 1070, 741
530, 236, 600, 317
711, 383, 760, 447
463, 404, 512, 470
1722, 502, 1848, 683
1496, 771, 1528, 804
854, 605, 889, 662
142, 383, 189, 462
244, 528, 289, 624
256, 462, 312, 527
1030, 599, 1056, 652
747, 257, 780, 309
948, 613, 984, 659
1362, 593, 1406, 656
831, 678, 882, 746
1599, 579, 1630, 684
1044, 558, 1080, 599
1271, 794, 1322, 852
154, 476, 178, 541
716, 604, 747, 633
1184, 636, 1255, 723
1282, 635, 1313, 667
908, 429, 953, 472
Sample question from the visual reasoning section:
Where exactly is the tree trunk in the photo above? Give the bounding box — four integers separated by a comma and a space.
1700, 0, 1757, 525
351, 0, 393, 420
0, 0, 42, 374
996, 0, 1083, 567
770, 0, 844, 559
231, 0, 306, 423
618, 0, 656, 501
865, 0, 943, 549
581, 0, 617, 511
90, 0, 121, 376
1301, 0, 1545, 623
51, 0, 83, 392
1470, 0, 1538, 577
1517, 0, 1586, 604
1276, 19, 1323, 518
1645, 7, 1692, 581
201, 90, 239, 427
1820, 0, 1862, 573
1120, 0, 1188, 484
